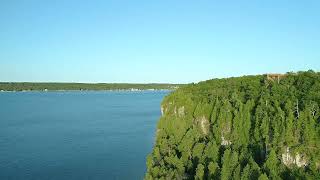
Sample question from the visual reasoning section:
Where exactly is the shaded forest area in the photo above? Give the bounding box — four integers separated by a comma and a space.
146, 70, 320, 179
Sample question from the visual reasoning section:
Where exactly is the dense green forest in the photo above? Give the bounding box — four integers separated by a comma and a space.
146, 70, 320, 180
0, 82, 180, 91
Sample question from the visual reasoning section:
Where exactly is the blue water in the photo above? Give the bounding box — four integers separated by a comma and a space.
0, 91, 168, 180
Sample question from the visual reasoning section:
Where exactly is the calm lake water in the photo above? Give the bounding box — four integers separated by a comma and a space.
0, 91, 168, 180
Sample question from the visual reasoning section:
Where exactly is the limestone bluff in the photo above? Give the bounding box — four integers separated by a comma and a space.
146, 70, 320, 180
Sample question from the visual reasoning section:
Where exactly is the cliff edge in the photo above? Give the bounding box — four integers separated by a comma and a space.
146, 70, 320, 179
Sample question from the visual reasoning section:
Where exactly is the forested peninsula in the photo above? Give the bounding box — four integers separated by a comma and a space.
0, 82, 180, 91
146, 70, 320, 179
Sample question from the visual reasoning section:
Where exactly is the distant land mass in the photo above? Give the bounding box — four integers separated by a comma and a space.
0, 82, 182, 91
146, 70, 320, 179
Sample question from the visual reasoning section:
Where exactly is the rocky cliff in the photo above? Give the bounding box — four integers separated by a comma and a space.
146, 71, 320, 179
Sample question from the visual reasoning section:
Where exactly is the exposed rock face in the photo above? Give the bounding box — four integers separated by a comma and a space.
282, 147, 295, 166
171, 106, 185, 117
161, 102, 173, 116
221, 136, 231, 146
220, 123, 232, 146
295, 154, 308, 167
178, 106, 185, 117
161, 100, 185, 117
161, 106, 164, 116
281, 147, 308, 167
195, 116, 209, 135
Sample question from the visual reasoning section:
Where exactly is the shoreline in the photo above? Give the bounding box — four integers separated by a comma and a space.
0, 82, 181, 92
0, 89, 174, 93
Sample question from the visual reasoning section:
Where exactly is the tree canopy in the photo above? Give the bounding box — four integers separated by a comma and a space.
146, 70, 320, 179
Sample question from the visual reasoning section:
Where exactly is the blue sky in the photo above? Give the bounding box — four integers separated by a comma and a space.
0, 0, 319, 83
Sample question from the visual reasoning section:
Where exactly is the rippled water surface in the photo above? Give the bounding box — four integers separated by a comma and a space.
0, 91, 168, 180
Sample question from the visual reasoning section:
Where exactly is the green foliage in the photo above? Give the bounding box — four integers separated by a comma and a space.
241, 164, 251, 180
203, 141, 219, 162
221, 149, 239, 180
258, 173, 269, 180
192, 143, 205, 164
264, 149, 280, 179
195, 164, 204, 180
208, 162, 219, 179
145, 71, 320, 179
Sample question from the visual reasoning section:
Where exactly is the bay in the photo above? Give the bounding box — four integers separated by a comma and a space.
0, 91, 168, 180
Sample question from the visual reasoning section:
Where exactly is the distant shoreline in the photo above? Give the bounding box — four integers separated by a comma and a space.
0, 82, 182, 92
0, 89, 173, 92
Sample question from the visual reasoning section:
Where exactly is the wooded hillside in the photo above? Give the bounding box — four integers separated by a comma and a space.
146, 70, 320, 179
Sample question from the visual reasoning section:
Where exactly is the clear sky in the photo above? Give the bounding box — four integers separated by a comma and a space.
0, 0, 319, 83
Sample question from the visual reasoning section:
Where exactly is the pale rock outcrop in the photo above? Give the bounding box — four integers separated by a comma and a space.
282, 147, 295, 166
178, 106, 185, 117
221, 136, 232, 146
295, 154, 308, 167
220, 123, 232, 146
160, 101, 172, 116
172, 106, 185, 117
161, 106, 165, 116
281, 147, 308, 167
195, 116, 209, 135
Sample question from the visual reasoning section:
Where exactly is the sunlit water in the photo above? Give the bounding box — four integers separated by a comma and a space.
0, 91, 168, 180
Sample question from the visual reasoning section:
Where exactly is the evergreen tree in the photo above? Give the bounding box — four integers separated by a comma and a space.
264, 149, 280, 179
195, 164, 204, 180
